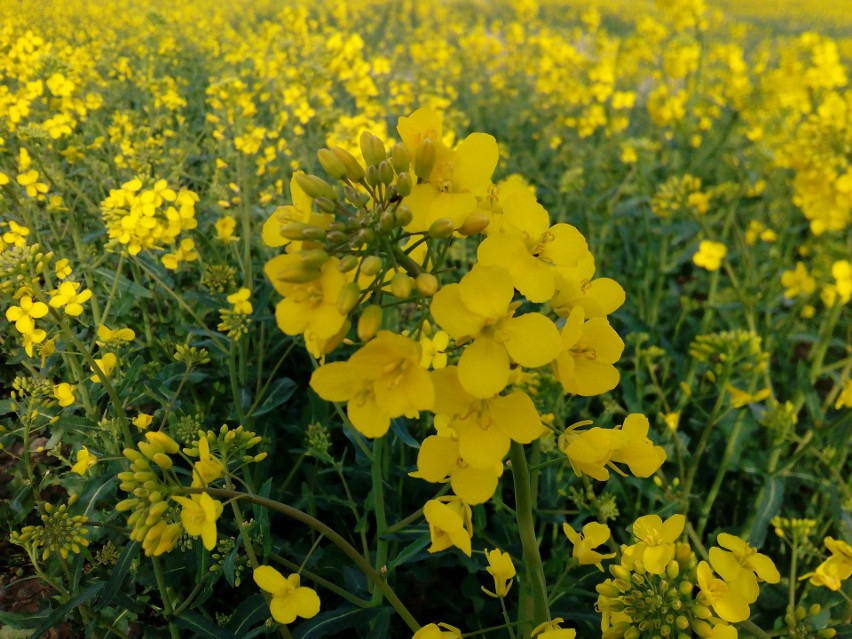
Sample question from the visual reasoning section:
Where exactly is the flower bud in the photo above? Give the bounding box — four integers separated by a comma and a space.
360, 131, 386, 167
395, 205, 413, 226
378, 160, 394, 185
332, 147, 366, 181
691, 619, 712, 637
358, 305, 383, 341
326, 230, 348, 245
314, 196, 337, 213
338, 255, 359, 272
295, 173, 337, 201
366, 165, 380, 187
459, 211, 490, 236
380, 211, 396, 232
337, 282, 361, 315
390, 272, 413, 298
691, 604, 712, 619
279, 222, 323, 241
666, 560, 679, 579
396, 172, 413, 197
356, 228, 375, 245
277, 264, 321, 283
152, 453, 173, 470
360, 255, 383, 276
414, 138, 436, 180
391, 143, 410, 173
818, 629, 837, 638
415, 273, 439, 296
596, 582, 621, 598
428, 217, 455, 239
624, 628, 640, 639
300, 249, 329, 269
317, 148, 348, 179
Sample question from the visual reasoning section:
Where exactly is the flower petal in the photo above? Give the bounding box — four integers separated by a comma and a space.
458, 337, 509, 398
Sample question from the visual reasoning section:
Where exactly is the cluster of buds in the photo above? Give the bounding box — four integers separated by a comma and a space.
116, 432, 183, 556
10, 498, 89, 561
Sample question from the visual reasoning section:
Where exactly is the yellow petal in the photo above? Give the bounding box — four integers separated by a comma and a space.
458, 337, 509, 398
291, 587, 320, 619
275, 298, 310, 335
431, 284, 485, 339
503, 313, 560, 368
457, 419, 510, 468
491, 392, 544, 443
459, 265, 514, 319
309, 362, 359, 402
452, 132, 498, 195
347, 392, 391, 438
416, 436, 458, 482
451, 464, 499, 505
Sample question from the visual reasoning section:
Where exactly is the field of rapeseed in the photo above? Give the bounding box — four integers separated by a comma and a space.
1, 0, 850, 637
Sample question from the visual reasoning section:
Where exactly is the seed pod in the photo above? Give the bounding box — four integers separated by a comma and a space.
428, 217, 455, 239
390, 272, 413, 298
360, 255, 382, 276
337, 282, 361, 315
459, 211, 490, 236
331, 146, 366, 181
414, 138, 436, 180
415, 273, 438, 296
360, 131, 386, 167
317, 148, 347, 179
358, 304, 383, 341
391, 143, 410, 173
396, 172, 413, 197
295, 173, 337, 201
378, 160, 394, 185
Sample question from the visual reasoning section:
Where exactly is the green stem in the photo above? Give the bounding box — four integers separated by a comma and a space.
151, 557, 180, 639
370, 438, 389, 605
509, 442, 550, 637
696, 410, 746, 537
188, 487, 420, 633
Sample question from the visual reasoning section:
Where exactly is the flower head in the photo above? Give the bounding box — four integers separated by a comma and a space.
563, 521, 616, 571
171, 492, 223, 551
483, 548, 516, 597
253, 566, 320, 624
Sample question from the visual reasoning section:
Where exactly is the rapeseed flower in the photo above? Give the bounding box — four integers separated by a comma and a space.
253, 566, 320, 624
482, 548, 516, 597
563, 521, 616, 570
171, 492, 223, 550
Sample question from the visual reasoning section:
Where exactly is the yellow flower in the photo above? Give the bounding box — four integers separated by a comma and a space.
215, 215, 238, 242
424, 496, 473, 556
132, 413, 153, 431
832, 260, 852, 303
781, 262, 816, 298
696, 560, 754, 622
553, 307, 624, 396
563, 521, 616, 570
90, 352, 117, 383
801, 537, 852, 591
2, 220, 30, 247
627, 513, 686, 575
835, 379, 852, 409
693, 241, 727, 271
726, 385, 771, 408
310, 331, 434, 438
171, 492, 223, 551
711, 534, 780, 603
53, 383, 76, 407
482, 548, 516, 598
252, 566, 320, 625
54, 258, 72, 280
412, 623, 462, 639
193, 436, 225, 485
71, 446, 97, 475
413, 432, 502, 505
142, 521, 183, 557
227, 288, 253, 314
97, 324, 136, 344
49, 281, 93, 316
431, 264, 560, 398
531, 618, 577, 639
6, 295, 49, 335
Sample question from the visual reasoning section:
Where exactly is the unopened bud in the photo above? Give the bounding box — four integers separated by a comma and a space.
428, 217, 455, 239
358, 305, 383, 341
378, 160, 394, 185
396, 172, 413, 197
332, 147, 366, 181
395, 205, 413, 226
391, 143, 410, 173
317, 148, 348, 179
666, 560, 679, 579
360, 131, 386, 167
596, 582, 621, 598
280, 222, 325, 241
295, 173, 337, 201
366, 165, 380, 187
415, 273, 439, 296
691, 619, 712, 637
380, 211, 396, 232
356, 228, 375, 245
326, 230, 348, 245
337, 283, 361, 315
414, 138, 436, 180
152, 453, 173, 470
300, 249, 329, 268
338, 255, 359, 272
314, 196, 337, 213
360, 256, 383, 276
277, 264, 321, 283
390, 272, 413, 298
459, 211, 490, 236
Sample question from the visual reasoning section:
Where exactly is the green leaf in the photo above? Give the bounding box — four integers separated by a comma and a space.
174, 610, 238, 639
29, 582, 106, 637
748, 475, 786, 548
97, 542, 140, 608
252, 377, 296, 417
292, 605, 385, 639
387, 532, 431, 571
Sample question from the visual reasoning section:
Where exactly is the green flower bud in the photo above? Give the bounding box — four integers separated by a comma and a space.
390, 272, 413, 298
295, 173, 337, 201
360, 131, 386, 167
337, 282, 361, 315
357, 228, 375, 245
378, 160, 394, 185
276, 264, 321, 283
391, 143, 410, 173
326, 230, 348, 245
395, 205, 413, 226
360, 256, 383, 276
331, 147, 366, 181
691, 619, 712, 637
358, 305, 383, 341
415, 273, 439, 296
396, 172, 413, 197
314, 196, 337, 213
428, 217, 455, 239
414, 138, 436, 180
380, 211, 397, 232
596, 582, 621, 598
366, 165, 380, 187
338, 255, 359, 272
317, 148, 348, 180
624, 628, 640, 639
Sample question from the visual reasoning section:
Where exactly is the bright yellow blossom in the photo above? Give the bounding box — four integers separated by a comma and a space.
6, 295, 49, 335
553, 307, 624, 396
171, 492, 223, 550
482, 548, 516, 598
781, 262, 816, 298
412, 623, 462, 639
424, 496, 473, 556
626, 513, 685, 575
132, 413, 153, 431
563, 521, 616, 570
696, 560, 755, 623
253, 566, 320, 625
693, 240, 727, 271
71, 447, 97, 475
53, 383, 76, 407
801, 537, 852, 591
90, 352, 117, 383
49, 281, 93, 316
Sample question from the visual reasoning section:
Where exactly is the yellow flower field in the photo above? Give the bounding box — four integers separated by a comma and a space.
0, 0, 849, 637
